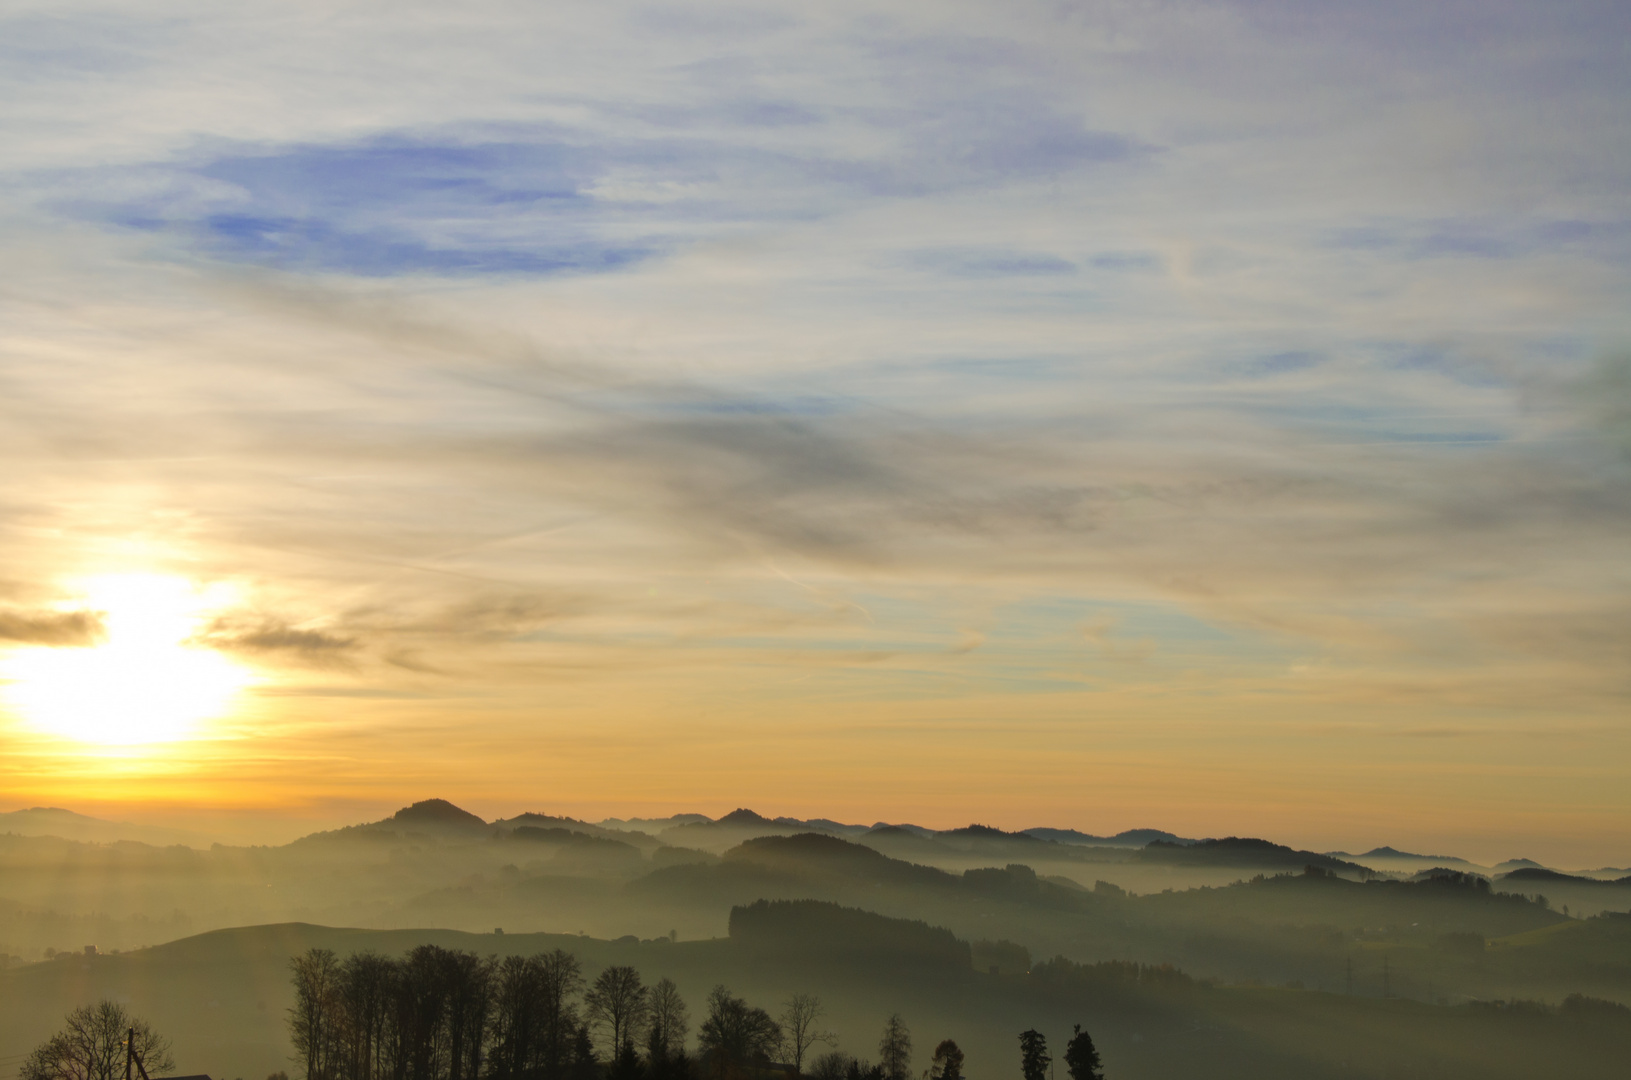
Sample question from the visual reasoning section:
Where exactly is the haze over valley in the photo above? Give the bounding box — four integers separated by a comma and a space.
2, 2, 1627, 1078
4, 799, 1630, 1079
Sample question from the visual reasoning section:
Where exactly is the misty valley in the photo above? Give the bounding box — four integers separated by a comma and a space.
3, 800, 1629, 1080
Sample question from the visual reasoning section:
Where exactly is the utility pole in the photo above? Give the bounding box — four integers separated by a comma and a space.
127, 1028, 154, 1080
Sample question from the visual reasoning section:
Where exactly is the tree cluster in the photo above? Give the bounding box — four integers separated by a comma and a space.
26, 968, 1110, 1080
288, 945, 624, 1080
22, 1001, 174, 1080
1018, 1027, 1102, 1080
286, 948, 855, 1080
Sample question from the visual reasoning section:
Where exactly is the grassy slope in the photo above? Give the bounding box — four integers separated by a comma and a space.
3, 920, 1629, 1080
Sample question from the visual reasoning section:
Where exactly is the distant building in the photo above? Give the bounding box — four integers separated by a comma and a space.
84, 945, 98, 955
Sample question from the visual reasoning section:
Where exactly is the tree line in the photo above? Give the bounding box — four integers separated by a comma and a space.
285, 947, 1105, 1080
15, 947, 1106, 1080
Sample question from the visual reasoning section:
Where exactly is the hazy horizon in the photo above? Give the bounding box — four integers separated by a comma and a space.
5, 10, 1629, 1079
0, 796, 1620, 869
2, 3, 1628, 880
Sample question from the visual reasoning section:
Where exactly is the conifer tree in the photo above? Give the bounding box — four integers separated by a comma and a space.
1018, 1030, 1049, 1080
1063, 1025, 1103, 1080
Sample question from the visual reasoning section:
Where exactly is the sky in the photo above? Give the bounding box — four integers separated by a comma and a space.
0, 0, 1627, 864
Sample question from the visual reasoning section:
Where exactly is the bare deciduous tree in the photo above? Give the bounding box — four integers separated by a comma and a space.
647, 978, 690, 1059
584, 966, 649, 1058
289, 948, 342, 1080
779, 993, 835, 1074
807, 1051, 852, 1080
539, 949, 586, 1079
22, 1000, 174, 1080
698, 985, 781, 1080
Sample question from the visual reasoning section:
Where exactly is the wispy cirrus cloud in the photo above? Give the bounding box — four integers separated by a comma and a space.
0, 608, 105, 647
193, 617, 358, 668
0, 0, 1628, 845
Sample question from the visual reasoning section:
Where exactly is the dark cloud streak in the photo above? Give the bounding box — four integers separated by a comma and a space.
0, 608, 105, 647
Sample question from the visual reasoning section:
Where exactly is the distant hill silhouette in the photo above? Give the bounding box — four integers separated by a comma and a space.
597, 813, 712, 831
1134, 868, 1566, 939
871, 822, 934, 836
1025, 827, 1195, 847
391, 799, 489, 830
729, 898, 972, 968
1143, 837, 1374, 875
725, 832, 955, 889
293, 798, 497, 844
1328, 846, 1472, 864
718, 808, 776, 826
495, 813, 659, 848
658, 808, 797, 847
941, 823, 1045, 842
0, 806, 210, 848
729, 831, 894, 868
918, 824, 1063, 860
775, 815, 871, 836
1502, 867, 1631, 886
1409, 867, 1485, 882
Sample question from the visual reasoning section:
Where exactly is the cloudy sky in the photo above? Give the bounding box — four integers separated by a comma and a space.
1, 0, 1627, 860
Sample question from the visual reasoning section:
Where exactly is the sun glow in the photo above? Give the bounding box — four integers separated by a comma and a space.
1, 575, 250, 745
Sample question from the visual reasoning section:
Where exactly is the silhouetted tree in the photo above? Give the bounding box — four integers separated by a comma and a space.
22, 1001, 174, 1080
876, 1015, 910, 1080
843, 1059, 883, 1080
609, 1039, 644, 1080
779, 993, 835, 1074
1062, 1025, 1102, 1080
336, 951, 395, 1080
290, 949, 343, 1080
289, 944, 499, 1080
441, 949, 495, 1080
540, 952, 587, 1080
569, 1024, 599, 1080
657, 1047, 695, 1080
698, 985, 780, 1080
1018, 1030, 1049, 1080
928, 1040, 963, 1080
489, 949, 587, 1080
642, 978, 688, 1063
644, 979, 691, 1080
490, 955, 546, 1080
807, 1052, 851, 1080
586, 967, 649, 1060
399, 945, 461, 1080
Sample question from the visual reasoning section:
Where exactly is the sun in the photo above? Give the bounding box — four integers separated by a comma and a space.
1, 574, 251, 745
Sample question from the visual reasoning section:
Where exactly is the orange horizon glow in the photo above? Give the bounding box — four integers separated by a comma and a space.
3, 613, 1625, 868
2, 6, 1628, 878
